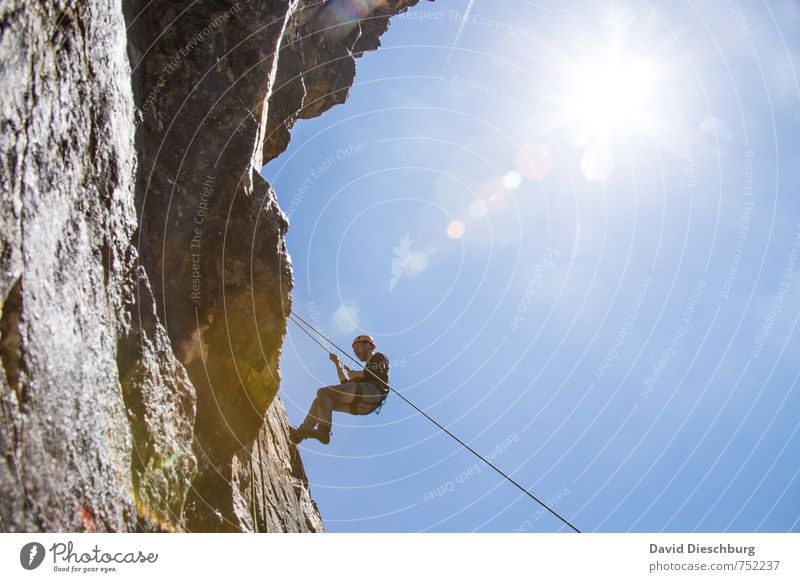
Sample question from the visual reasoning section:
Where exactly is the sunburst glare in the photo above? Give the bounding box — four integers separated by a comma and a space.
566, 54, 659, 144
545, 49, 664, 180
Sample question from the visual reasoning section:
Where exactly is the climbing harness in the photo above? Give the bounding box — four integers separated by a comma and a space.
349, 382, 387, 415
287, 309, 581, 533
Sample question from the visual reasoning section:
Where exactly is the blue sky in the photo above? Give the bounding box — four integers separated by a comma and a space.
263, 0, 800, 532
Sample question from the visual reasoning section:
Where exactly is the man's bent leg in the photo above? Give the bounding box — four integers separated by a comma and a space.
291, 390, 333, 444
314, 387, 336, 429
315, 381, 361, 422
291, 383, 360, 444
326, 382, 362, 412
299, 380, 346, 428
297, 383, 353, 442
300, 397, 322, 430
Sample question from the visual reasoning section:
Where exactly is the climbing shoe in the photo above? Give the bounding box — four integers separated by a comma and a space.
315, 422, 332, 445
289, 424, 330, 445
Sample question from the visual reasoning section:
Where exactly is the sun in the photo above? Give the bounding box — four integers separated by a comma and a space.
544, 47, 663, 180
565, 52, 660, 145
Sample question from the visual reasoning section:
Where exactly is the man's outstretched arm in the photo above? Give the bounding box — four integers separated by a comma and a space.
329, 353, 351, 382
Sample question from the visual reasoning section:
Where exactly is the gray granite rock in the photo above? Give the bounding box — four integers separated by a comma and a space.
1, 0, 142, 531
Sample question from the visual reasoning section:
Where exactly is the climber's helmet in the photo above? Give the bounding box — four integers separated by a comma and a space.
352, 334, 376, 349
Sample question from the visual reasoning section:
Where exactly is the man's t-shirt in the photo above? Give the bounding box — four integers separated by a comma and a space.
361, 352, 390, 393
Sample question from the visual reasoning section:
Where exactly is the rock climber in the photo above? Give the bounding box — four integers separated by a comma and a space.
289, 334, 390, 445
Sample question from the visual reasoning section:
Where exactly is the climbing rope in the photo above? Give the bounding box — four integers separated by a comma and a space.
287, 309, 582, 533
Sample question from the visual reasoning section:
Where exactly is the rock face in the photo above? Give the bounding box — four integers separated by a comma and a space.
1, 0, 160, 532
1, 0, 422, 531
